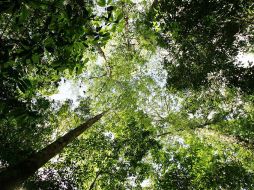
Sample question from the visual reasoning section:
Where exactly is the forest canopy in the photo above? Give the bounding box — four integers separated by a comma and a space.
0, 0, 254, 189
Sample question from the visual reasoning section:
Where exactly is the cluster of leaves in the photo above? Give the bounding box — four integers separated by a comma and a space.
151, 134, 254, 190
0, 0, 121, 168
24, 115, 159, 189
145, 0, 254, 92
1, 0, 254, 189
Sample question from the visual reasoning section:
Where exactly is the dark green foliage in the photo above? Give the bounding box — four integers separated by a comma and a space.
0, 0, 114, 182
0, 0, 114, 161
0, 0, 115, 98
0, 96, 52, 166
41, 117, 159, 189
24, 169, 76, 190
148, 0, 254, 92
205, 161, 254, 189
1, 0, 92, 78
0, 0, 254, 189
152, 136, 254, 190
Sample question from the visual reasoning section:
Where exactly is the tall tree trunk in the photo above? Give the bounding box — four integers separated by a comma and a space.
0, 111, 107, 190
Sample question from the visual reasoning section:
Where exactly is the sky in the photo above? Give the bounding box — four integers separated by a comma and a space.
50, 78, 87, 108
236, 53, 254, 67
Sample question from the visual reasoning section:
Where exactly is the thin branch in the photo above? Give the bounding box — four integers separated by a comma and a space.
94, 82, 107, 100
96, 45, 107, 62
96, 45, 112, 77
157, 131, 172, 137
88, 171, 101, 190
87, 73, 107, 80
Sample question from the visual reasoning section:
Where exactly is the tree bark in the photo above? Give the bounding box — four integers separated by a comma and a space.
0, 111, 107, 190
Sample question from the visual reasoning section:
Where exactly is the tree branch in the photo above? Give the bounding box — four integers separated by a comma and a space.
88, 171, 101, 190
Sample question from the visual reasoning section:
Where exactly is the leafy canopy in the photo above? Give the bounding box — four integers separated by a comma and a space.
1, 0, 254, 189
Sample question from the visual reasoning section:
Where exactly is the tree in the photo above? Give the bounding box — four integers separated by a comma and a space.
0, 0, 119, 188
1, 0, 254, 189
0, 111, 106, 190
143, 0, 254, 92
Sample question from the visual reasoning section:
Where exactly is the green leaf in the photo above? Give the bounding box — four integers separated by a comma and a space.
17, 81, 27, 93
83, 58, 89, 63
97, 0, 106, 7
19, 6, 29, 23
32, 54, 40, 64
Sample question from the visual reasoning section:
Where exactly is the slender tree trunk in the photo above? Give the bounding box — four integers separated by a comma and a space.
0, 111, 107, 190
88, 171, 101, 190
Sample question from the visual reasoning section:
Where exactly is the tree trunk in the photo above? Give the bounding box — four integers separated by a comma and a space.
0, 111, 107, 190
